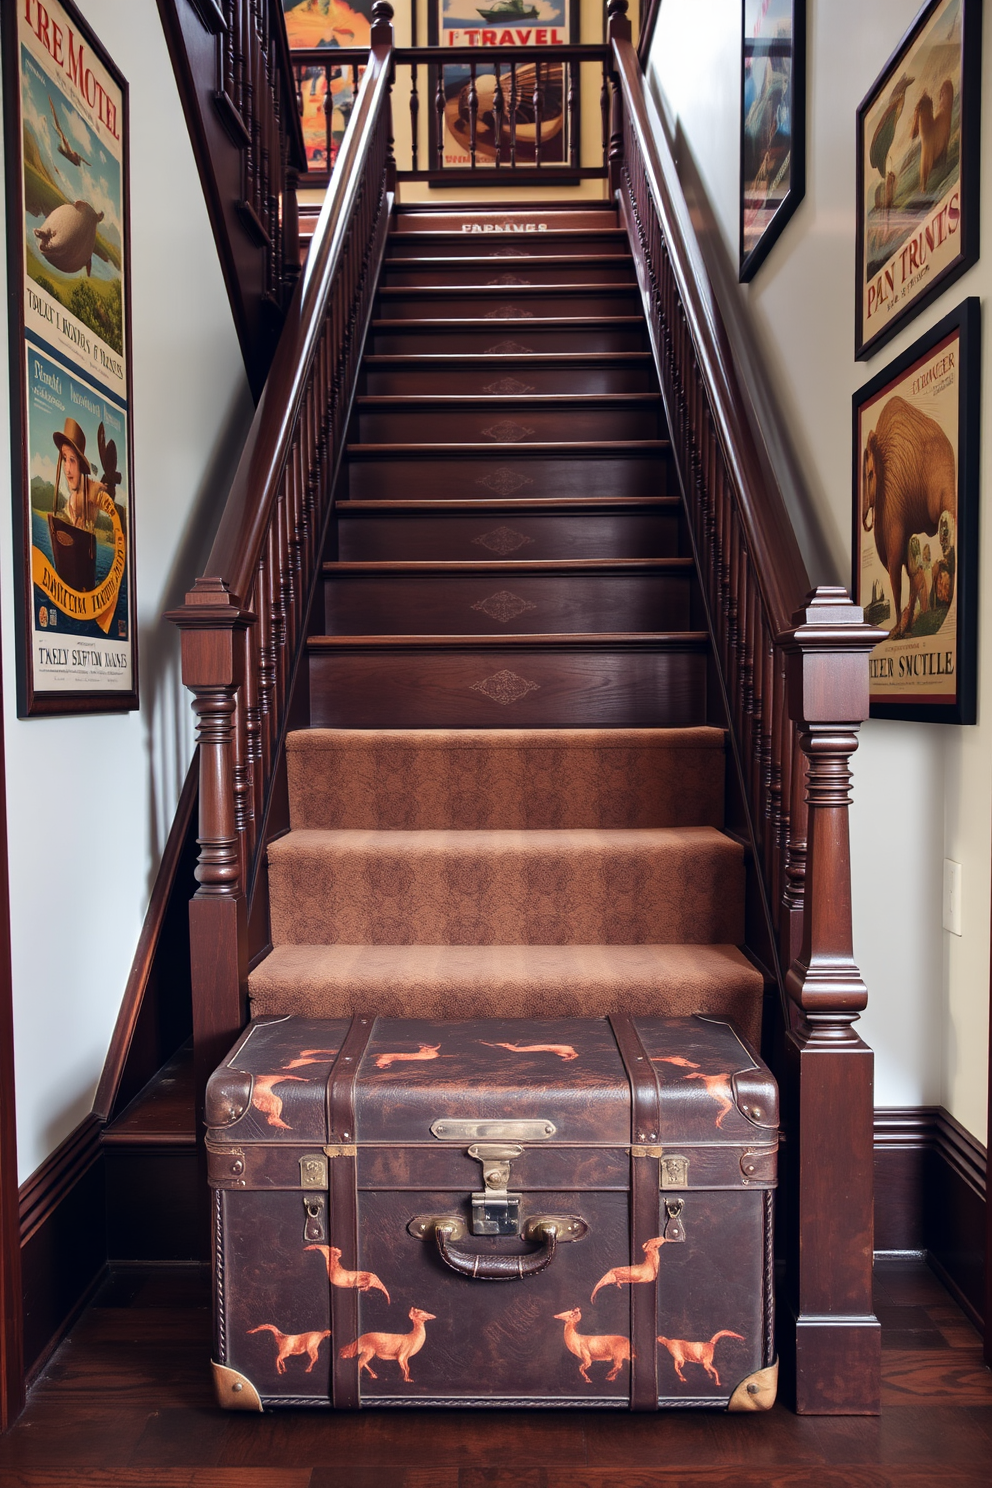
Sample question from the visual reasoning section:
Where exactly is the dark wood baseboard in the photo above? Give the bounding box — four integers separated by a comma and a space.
874, 1105, 986, 1329
18, 1114, 106, 1382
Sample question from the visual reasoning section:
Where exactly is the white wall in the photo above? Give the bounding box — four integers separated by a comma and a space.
1, 1, 254, 1179
648, 0, 991, 1137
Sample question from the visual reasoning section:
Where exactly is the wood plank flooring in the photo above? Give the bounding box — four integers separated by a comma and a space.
1, 1261, 990, 1484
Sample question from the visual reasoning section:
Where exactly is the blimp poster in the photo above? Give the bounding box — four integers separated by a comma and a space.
3, 0, 136, 715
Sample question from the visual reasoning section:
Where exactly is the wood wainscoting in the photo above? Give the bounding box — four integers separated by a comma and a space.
875, 1106, 986, 1328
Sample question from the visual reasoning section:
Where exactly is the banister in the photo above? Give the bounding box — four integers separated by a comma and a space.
611, 34, 809, 636
205, 42, 393, 607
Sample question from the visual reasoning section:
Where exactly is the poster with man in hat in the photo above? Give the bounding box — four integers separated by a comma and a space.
24, 343, 132, 695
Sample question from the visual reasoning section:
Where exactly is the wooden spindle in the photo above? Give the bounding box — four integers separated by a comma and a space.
410, 62, 420, 173
435, 65, 445, 171
324, 65, 334, 174
468, 62, 478, 168
567, 61, 577, 169
493, 60, 503, 168
533, 58, 542, 166
509, 62, 517, 167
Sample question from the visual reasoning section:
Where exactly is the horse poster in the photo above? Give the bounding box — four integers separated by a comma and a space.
855, 0, 981, 361
739, 0, 806, 282
2, 0, 137, 716
853, 298, 980, 724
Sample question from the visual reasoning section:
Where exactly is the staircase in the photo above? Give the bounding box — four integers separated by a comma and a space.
245, 200, 764, 1047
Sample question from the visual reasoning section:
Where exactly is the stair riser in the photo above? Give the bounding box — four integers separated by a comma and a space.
378, 289, 642, 319
323, 573, 693, 636
371, 323, 648, 353
386, 232, 631, 259
308, 649, 707, 728
345, 453, 670, 501
352, 406, 663, 444
267, 836, 743, 947
392, 211, 618, 232
337, 511, 682, 561
382, 261, 637, 287
361, 362, 659, 395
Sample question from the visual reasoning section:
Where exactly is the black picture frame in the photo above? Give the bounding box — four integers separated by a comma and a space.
2, 0, 138, 717
852, 297, 980, 724
739, 0, 806, 282
426, 0, 581, 184
855, 0, 981, 361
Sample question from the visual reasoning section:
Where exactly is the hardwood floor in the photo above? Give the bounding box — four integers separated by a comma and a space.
1, 1261, 989, 1484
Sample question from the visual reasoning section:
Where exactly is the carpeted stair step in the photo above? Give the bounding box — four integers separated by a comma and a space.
285, 727, 726, 830
266, 826, 744, 947
248, 943, 764, 1049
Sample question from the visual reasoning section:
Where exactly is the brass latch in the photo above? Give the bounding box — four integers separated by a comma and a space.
467, 1142, 523, 1236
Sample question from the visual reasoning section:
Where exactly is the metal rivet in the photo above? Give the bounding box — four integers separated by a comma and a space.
742, 1104, 750, 1114
544, 1124, 553, 1134
745, 1164, 755, 1174
232, 1382, 243, 1393
231, 1160, 244, 1175
747, 1383, 759, 1395
752, 1107, 762, 1119
343, 1131, 350, 1139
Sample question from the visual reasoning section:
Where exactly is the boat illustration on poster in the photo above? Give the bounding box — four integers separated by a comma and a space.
476, 1, 541, 20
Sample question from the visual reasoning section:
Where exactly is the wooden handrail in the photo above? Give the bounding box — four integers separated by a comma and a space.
207, 43, 393, 605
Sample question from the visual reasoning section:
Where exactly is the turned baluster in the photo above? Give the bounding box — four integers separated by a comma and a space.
324, 64, 334, 175
533, 58, 542, 167
468, 62, 478, 168
607, 0, 630, 193
493, 60, 503, 168
567, 61, 577, 169
435, 65, 445, 171
509, 62, 518, 167
410, 62, 420, 173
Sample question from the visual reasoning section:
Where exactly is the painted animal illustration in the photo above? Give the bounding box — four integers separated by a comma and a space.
862, 396, 956, 639
870, 72, 915, 181
911, 79, 954, 193
247, 1324, 330, 1375
554, 1308, 632, 1384
48, 95, 89, 168
338, 1307, 436, 1383
651, 1055, 700, 1069
685, 1072, 734, 1129
33, 200, 104, 276
251, 1073, 306, 1130
281, 1048, 339, 1070
656, 1330, 745, 1387
591, 1237, 667, 1302
480, 1041, 579, 1061
304, 1244, 391, 1302
375, 1043, 441, 1070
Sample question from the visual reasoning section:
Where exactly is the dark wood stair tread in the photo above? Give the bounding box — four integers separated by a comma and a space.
323, 559, 693, 574
103, 1044, 195, 1147
309, 632, 709, 649
382, 254, 635, 268
336, 497, 679, 511
362, 352, 655, 364
377, 284, 639, 297
371, 316, 646, 329
346, 440, 671, 455
354, 393, 662, 408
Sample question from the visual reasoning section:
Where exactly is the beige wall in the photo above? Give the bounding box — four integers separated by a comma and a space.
648, 0, 990, 1139
0, 0, 253, 1178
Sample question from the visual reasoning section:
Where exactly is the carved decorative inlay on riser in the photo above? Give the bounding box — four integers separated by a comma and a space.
482, 420, 535, 443
482, 377, 535, 395
490, 246, 527, 257
472, 527, 534, 556
475, 468, 533, 496
471, 591, 537, 623
470, 669, 540, 705
484, 340, 534, 354
483, 305, 534, 319
487, 273, 531, 286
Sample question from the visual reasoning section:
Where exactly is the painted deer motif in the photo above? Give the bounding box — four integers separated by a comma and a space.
251, 1074, 307, 1130
247, 1324, 330, 1374
651, 1055, 700, 1069
304, 1244, 391, 1302
656, 1330, 745, 1387
590, 1236, 667, 1302
554, 1308, 632, 1384
684, 1072, 734, 1128
281, 1048, 338, 1070
338, 1307, 436, 1383
480, 1041, 579, 1061
375, 1043, 441, 1070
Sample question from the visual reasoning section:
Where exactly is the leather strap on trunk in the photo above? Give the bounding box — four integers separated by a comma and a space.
325, 1015, 376, 1410
609, 1013, 661, 1412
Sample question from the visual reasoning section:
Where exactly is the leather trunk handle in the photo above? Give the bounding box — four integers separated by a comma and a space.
435, 1220, 559, 1280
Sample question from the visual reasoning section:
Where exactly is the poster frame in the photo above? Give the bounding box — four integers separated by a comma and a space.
855, 0, 982, 362
739, 0, 806, 283
852, 296, 981, 724
1, 0, 137, 718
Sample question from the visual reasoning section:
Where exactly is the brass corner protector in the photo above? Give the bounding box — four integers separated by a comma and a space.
212, 1360, 264, 1412
727, 1358, 778, 1412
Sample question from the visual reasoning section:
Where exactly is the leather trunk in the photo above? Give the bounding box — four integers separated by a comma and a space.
206, 1014, 778, 1411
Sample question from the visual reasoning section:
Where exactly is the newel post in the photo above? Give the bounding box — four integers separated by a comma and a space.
606, 0, 630, 195
371, 1, 396, 191
168, 578, 254, 1133
778, 586, 885, 1414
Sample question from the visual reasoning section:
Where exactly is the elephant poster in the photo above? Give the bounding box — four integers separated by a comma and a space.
855, 0, 981, 360
853, 299, 979, 724
2, 0, 136, 715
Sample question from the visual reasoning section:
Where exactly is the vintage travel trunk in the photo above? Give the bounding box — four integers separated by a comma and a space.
206, 1014, 778, 1412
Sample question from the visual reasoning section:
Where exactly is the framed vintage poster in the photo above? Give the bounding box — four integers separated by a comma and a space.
740, 0, 806, 282
428, 0, 580, 175
853, 298, 980, 724
283, 0, 373, 177
2, 0, 136, 717
856, 0, 981, 361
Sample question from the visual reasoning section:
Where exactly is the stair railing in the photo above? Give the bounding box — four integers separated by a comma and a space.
607, 0, 883, 1414
168, 3, 397, 1112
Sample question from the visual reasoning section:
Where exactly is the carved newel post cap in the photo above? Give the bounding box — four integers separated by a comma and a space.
607, 0, 630, 19
371, 1, 394, 22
